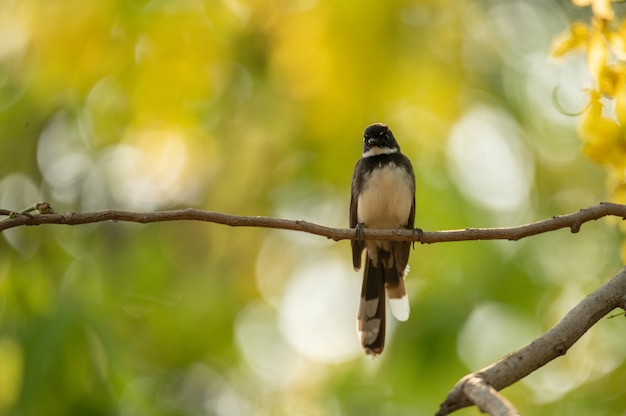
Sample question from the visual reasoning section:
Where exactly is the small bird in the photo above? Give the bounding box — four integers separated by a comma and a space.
349, 123, 416, 356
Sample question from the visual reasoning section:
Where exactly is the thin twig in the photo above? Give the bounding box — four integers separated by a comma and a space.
1, 202, 625, 243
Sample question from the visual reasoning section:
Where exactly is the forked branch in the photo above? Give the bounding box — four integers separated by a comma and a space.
437, 266, 626, 415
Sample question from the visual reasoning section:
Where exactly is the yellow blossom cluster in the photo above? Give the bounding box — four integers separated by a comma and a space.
552, 0, 626, 203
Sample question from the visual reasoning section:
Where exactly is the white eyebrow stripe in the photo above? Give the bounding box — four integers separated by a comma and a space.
362, 147, 398, 158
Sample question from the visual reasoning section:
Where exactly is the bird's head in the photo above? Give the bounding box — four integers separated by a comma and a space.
362, 123, 400, 156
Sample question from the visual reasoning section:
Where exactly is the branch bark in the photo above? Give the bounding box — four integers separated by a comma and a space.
436, 266, 626, 415
463, 377, 520, 416
1, 202, 626, 243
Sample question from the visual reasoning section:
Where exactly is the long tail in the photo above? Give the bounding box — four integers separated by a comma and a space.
357, 253, 411, 356
357, 255, 386, 356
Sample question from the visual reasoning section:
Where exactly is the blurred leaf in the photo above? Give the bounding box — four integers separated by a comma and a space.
0, 338, 22, 412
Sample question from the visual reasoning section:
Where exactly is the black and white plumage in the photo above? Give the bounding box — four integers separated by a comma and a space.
350, 123, 415, 356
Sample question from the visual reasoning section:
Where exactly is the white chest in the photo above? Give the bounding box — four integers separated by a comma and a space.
357, 162, 413, 229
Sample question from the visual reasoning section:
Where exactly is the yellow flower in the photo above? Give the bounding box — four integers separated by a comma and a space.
608, 20, 626, 59
573, 0, 615, 21
550, 22, 589, 58
586, 28, 608, 83
579, 91, 625, 165
597, 63, 626, 97
614, 83, 626, 125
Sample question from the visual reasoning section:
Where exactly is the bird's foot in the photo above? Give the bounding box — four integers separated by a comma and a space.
411, 227, 423, 249
355, 223, 365, 242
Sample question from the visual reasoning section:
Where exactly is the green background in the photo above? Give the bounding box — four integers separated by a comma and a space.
0, 0, 624, 415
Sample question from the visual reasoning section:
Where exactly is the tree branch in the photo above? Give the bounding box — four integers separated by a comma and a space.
1, 202, 625, 242
436, 266, 626, 415
463, 377, 520, 416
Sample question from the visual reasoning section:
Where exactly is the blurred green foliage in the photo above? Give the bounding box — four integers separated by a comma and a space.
0, 0, 625, 415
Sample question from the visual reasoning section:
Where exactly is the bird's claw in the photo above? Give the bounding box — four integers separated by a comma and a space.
355, 223, 365, 242
411, 227, 423, 249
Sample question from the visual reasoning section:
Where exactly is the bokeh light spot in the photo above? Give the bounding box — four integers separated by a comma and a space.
446, 106, 534, 213
278, 258, 361, 363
